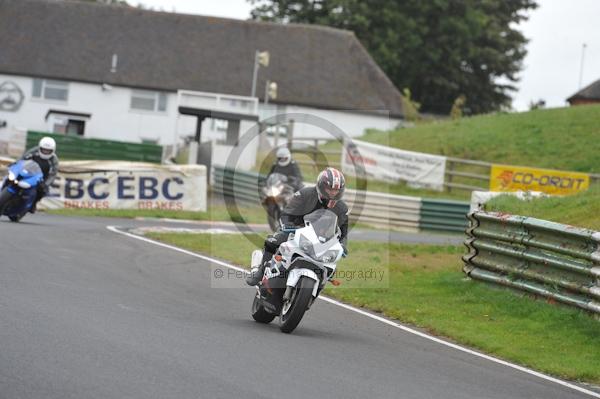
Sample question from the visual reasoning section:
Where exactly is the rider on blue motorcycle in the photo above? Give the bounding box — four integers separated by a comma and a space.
21, 137, 59, 212
246, 167, 349, 286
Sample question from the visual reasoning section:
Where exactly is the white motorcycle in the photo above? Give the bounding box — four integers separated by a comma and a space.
250, 208, 344, 333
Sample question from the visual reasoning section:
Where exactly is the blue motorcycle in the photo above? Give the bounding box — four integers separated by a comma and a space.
0, 160, 44, 222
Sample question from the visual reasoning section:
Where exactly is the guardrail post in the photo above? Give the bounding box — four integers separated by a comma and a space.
592, 232, 600, 310
446, 160, 454, 193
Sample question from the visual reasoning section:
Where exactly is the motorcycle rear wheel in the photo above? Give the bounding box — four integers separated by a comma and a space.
251, 293, 276, 324
279, 277, 315, 333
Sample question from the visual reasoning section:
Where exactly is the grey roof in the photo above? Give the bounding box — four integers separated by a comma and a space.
0, 0, 404, 117
567, 78, 600, 103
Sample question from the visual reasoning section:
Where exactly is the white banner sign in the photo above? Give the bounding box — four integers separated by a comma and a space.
341, 139, 447, 191
41, 161, 207, 211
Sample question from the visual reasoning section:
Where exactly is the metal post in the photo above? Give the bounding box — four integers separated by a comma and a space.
446, 160, 454, 193
188, 141, 198, 165
287, 119, 294, 150
264, 80, 270, 105
313, 139, 319, 169
188, 116, 204, 165
251, 50, 259, 98
194, 116, 203, 143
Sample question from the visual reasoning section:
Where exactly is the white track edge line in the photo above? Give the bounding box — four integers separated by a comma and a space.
106, 225, 600, 398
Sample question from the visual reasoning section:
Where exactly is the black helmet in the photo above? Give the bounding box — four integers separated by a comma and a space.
316, 167, 345, 208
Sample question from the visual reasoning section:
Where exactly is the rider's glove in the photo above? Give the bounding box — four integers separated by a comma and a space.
342, 244, 349, 258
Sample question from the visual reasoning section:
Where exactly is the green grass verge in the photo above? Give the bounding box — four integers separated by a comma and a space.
46, 203, 268, 225
146, 232, 600, 384
362, 104, 600, 174
485, 185, 600, 230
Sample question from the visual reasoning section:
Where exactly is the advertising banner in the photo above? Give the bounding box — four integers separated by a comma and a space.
41, 161, 207, 211
341, 139, 446, 191
489, 164, 589, 195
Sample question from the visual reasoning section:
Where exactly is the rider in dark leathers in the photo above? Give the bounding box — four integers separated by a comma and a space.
20, 137, 59, 212
267, 147, 303, 191
247, 167, 348, 286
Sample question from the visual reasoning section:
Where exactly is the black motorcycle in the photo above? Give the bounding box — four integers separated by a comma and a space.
260, 173, 295, 231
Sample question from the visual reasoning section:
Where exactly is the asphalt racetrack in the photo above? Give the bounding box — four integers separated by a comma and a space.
1, 214, 598, 399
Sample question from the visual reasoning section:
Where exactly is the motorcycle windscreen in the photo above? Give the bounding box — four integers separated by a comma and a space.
304, 209, 338, 242
19, 160, 42, 178
265, 173, 288, 186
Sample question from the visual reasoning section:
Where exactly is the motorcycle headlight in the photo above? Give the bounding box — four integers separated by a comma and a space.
299, 235, 315, 257
269, 187, 282, 197
18, 180, 31, 189
319, 250, 340, 263
8, 171, 15, 181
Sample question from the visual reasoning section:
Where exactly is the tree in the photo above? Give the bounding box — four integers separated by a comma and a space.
249, 0, 537, 115
66, 0, 130, 6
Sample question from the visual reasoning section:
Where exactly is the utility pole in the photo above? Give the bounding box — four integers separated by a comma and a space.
578, 43, 587, 89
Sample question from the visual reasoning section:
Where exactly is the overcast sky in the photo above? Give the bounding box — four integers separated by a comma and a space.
137, 0, 600, 112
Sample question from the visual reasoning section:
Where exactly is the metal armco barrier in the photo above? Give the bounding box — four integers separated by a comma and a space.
420, 199, 470, 232
463, 211, 600, 314
212, 167, 469, 233
344, 189, 421, 231
27, 131, 163, 163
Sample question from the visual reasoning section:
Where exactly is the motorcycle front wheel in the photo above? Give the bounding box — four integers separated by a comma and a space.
9, 213, 24, 223
0, 187, 14, 216
266, 202, 280, 232
279, 277, 315, 333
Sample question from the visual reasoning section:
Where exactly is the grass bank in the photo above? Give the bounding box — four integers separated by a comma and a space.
264, 106, 600, 201
146, 232, 600, 384
363, 104, 600, 174
485, 186, 600, 230
485, 185, 600, 230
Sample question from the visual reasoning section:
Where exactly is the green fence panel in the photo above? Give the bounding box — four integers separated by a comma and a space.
26, 131, 163, 163
420, 198, 470, 233
212, 166, 264, 204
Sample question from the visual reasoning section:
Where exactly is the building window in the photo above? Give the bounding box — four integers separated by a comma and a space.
130, 90, 167, 112
32, 79, 69, 101
46, 110, 91, 137
211, 118, 229, 132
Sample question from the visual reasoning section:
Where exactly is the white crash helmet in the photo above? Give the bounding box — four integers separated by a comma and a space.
276, 147, 291, 167
39, 137, 56, 160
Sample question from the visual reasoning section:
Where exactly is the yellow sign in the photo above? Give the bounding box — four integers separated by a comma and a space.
490, 164, 589, 195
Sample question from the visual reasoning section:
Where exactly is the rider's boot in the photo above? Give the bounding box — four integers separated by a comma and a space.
30, 191, 43, 214
245, 250, 271, 286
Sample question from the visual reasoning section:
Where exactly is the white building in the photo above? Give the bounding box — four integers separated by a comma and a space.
0, 0, 405, 166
